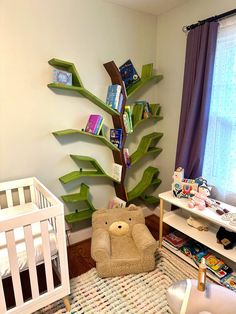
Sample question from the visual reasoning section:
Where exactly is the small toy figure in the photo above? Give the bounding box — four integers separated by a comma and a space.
187, 216, 208, 231
188, 184, 212, 210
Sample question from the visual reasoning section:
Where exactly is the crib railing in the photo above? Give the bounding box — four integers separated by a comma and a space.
0, 177, 70, 314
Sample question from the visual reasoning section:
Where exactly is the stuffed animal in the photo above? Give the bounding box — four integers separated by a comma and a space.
188, 185, 212, 210
187, 216, 208, 231
216, 227, 236, 250
91, 204, 157, 277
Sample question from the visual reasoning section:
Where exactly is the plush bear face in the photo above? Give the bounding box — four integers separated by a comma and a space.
92, 204, 145, 237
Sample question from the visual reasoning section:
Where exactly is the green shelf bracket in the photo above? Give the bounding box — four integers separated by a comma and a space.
127, 166, 160, 202
62, 183, 96, 224
140, 194, 160, 205
59, 154, 120, 184
53, 128, 120, 151
65, 209, 95, 224
48, 59, 119, 116
130, 132, 163, 166
132, 103, 163, 130
126, 63, 163, 99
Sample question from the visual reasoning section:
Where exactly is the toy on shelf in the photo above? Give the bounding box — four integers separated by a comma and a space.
188, 185, 212, 210
172, 167, 202, 199
187, 216, 209, 231
216, 227, 236, 250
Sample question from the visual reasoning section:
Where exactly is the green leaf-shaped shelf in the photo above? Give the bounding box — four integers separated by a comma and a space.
126, 64, 163, 99
130, 132, 163, 166
59, 154, 120, 184
48, 58, 119, 116
62, 183, 96, 224
53, 129, 120, 151
132, 103, 163, 130
127, 166, 160, 202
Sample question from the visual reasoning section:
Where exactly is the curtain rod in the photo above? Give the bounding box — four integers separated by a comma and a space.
182, 8, 236, 32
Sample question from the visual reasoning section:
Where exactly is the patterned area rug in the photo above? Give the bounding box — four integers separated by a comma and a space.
37, 248, 204, 314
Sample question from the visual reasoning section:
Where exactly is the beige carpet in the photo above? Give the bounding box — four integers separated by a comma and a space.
37, 247, 207, 314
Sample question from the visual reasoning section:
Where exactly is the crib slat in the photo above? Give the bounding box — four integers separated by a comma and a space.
5, 230, 24, 306
6, 189, 13, 207
0, 275, 7, 313
24, 225, 40, 299
40, 220, 54, 292
55, 215, 70, 291
18, 187, 25, 204
30, 184, 36, 203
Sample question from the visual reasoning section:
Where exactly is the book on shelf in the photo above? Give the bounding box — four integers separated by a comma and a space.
117, 92, 124, 113
135, 100, 152, 119
123, 148, 131, 168
110, 128, 123, 149
85, 114, 104, 135
108, 196, 127, 209
111, 163, 123, 182
163, 230, 189, 249
123, 106, 133, 133
106, 84, 122, 109
221, 272, 236, 291
53, 69, 72, 86
119, 59, 140, 89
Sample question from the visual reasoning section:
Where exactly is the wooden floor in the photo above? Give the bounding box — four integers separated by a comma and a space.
67, 215, 169, 278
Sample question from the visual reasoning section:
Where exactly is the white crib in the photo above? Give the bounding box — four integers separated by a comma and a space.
0, 177, 70, 314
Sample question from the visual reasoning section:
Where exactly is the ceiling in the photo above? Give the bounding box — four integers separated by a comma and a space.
107, 0, 189, 16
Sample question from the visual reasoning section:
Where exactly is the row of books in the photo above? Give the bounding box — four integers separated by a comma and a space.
85, 114, 104, 135
106, 84, 123, 113
135, 100, 153, 119
163, 230, 236, 291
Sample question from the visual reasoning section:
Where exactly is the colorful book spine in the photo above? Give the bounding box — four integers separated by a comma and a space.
110, 128, 123, 149
123, 148, 131, 168
123, 106, 133, 133
117, 92, 124, 113
94, 117, 104, 135
106, 84, 122, 109
85, 114, 103, 134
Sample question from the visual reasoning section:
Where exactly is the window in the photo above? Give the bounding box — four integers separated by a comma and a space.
203, 16, 236, 205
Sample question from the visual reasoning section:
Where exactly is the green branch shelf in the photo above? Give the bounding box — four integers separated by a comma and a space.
48, 58, 163, 224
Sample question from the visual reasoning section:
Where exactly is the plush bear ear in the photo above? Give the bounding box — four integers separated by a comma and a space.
127, 204, 139, 211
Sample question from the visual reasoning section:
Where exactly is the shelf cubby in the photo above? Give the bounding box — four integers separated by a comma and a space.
130, 132, 163, 166
126, 64, 163, 99
53, 128, 120, 151
132, 103, 163, 130
127, 166, 160, 202
48, 58, 119, 116
59, 154, 120, 184
62, 183, 96, 224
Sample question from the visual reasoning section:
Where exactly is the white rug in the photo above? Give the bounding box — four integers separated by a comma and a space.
37, 248, 205, 314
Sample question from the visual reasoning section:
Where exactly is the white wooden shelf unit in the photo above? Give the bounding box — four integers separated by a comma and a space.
158, 190, 236, 283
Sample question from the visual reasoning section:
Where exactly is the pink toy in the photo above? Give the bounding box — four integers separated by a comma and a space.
188, 185, 212, 210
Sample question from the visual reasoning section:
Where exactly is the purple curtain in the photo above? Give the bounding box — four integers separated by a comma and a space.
175, 21, 219, 179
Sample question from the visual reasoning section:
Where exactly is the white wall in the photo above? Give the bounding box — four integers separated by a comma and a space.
156, 0, 236, 193
0, 0, 158, 219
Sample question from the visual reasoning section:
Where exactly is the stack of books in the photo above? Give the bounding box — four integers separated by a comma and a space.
85, 114, 104, 135
106, 84, 123, 113
123, 105, 133, 133
163, 230, 189, 250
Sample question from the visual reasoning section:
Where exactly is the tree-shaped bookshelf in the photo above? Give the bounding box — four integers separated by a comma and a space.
48, 58, 163, 224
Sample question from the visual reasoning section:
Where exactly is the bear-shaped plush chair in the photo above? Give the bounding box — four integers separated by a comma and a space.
91, 205, 157, 277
